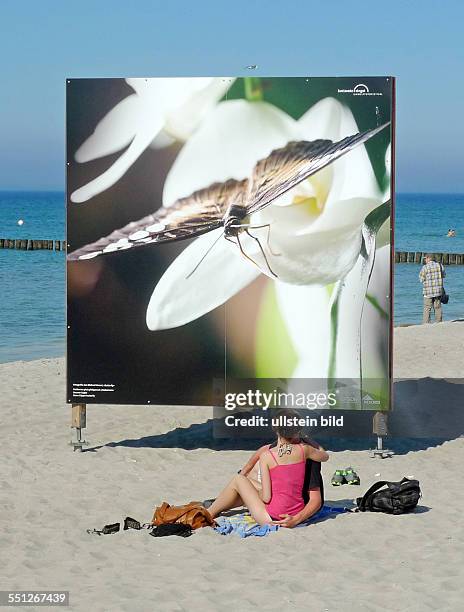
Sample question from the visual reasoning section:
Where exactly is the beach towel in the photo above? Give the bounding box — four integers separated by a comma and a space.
214, 505, 348, 538
214, 513, 278, 537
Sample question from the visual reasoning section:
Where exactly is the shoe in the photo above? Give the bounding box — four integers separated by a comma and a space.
331, 470, 346, 486
101, 522, 120, 534
124, 517, 141, 530
344, 467, 360, 485
87, 522, 120, 535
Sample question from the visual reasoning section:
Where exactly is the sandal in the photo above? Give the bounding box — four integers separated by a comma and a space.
331, 470, 346, 486
86, 522, 120, 536
344, 467, 360, 485
123, 517, 141, 530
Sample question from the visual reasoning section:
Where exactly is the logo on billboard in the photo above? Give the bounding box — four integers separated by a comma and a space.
338, 83, 383, 96
362, 394, 381, 405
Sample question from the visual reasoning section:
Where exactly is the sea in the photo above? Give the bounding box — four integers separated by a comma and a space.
0, 191, 463, 363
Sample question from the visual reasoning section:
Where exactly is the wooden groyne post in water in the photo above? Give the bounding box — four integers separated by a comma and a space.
1, 241, 463, 263
394, 251, 464, 264
0, 239, 66, 251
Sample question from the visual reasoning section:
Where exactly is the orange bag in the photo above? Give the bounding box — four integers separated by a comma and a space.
152, 501, 216, 530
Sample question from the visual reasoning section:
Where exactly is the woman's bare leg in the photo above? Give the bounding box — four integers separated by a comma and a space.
208, 478, 242, 516
209, 474, 272, 525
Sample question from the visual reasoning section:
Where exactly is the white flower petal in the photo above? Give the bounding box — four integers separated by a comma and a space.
384, 143, 391, 179
326, 108, 381, 205
146, 229, 260, 330
149, 129, 176, 149
163, 99, 297, 205
298, 97, 344, 141
383, 143, 392, 204
376, 217, 390, 250
240, 213, 363, 285
72, 78, 234, 202
330, 258, 366, 379
300, 197, 383, 234
164, 78, 235, 141
126, 77, 212, 105
330, 223, 387, 381
361, 244, 390, 379
274, 282, 331, 377
299, 98, 381, 206
74, 95, 141, 163
127, 78, 231, 141
70, 128, 162, 203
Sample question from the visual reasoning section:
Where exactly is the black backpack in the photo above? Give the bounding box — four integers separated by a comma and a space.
356, 478, 421, 515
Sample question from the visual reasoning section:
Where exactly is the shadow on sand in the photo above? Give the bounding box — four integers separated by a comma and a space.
88, 378, 464, 455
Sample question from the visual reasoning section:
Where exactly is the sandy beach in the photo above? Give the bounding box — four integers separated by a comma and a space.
394, 320, 464, 379
1, 323, 463, 611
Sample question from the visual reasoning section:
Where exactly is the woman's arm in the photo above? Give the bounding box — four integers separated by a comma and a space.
305, 444, 329, 463
239, 444, 269, 476
258, 454, 272, 503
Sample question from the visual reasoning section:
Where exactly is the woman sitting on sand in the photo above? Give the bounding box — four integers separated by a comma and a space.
208, 409, 329, 528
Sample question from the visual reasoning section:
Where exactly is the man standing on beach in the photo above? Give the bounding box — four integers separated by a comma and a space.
419, 254, 445, 324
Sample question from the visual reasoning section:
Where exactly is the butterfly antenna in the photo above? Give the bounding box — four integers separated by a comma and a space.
186, 231, 225, 280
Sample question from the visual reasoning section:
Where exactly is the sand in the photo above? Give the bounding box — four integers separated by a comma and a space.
0, 323, 463, 611
394, 320, 464, 379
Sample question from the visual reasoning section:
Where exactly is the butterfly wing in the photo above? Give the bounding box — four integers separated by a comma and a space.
246, 122, 389, 215
67, 178, 248, 260
68, 123, 388, 261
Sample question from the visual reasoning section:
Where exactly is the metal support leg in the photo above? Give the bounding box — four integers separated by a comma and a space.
371, 411, 394, 458
70, 403, 88, 451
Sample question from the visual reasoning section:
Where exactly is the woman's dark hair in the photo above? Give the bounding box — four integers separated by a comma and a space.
269, 408, 320, 450
272, 408, 305, 441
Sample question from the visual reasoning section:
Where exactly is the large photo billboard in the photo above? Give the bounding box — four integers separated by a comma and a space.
66, 76, 394, 409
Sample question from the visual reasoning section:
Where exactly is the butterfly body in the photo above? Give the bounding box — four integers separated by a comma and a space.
223, 204, 248, 238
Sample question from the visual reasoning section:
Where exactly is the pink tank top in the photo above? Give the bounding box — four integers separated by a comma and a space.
265, 444, 306, 519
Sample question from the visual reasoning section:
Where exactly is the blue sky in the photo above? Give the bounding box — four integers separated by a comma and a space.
0, 0, 463, 192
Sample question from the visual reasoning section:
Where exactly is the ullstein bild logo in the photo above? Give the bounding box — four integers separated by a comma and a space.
337, 83, 383, 96
362, 394, 381, 405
